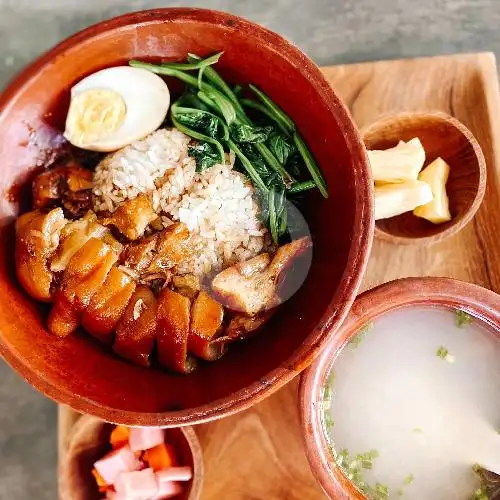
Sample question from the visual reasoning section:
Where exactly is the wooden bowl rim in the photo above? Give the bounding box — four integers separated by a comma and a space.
58, 415, 204, 500
0, 8, 374, 426
362, 111, 487, 245
299, 276, 500, 499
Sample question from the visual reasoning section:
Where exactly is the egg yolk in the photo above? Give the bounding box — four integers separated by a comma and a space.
65, 89, 126, 145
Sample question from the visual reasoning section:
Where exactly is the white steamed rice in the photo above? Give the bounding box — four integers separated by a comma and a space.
92, 128, 270, 276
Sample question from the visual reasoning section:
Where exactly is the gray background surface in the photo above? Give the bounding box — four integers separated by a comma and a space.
1, 1, 499, 498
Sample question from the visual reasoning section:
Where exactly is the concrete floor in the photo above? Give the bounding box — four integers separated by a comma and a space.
2, 0, 500, 498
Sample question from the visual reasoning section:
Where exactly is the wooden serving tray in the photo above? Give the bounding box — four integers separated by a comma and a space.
58, 52, 500, 499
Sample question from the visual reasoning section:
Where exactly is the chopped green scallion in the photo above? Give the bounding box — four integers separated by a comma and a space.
436, 346, 449, 359
404, 474, 414, 485
455, 309, 473, 328
349, 322, 374, 348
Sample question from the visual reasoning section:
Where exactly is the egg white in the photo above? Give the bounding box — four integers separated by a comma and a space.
64, 66, 170, 152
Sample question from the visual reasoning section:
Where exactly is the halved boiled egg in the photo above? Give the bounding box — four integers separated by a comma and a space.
64, 66, 170, 152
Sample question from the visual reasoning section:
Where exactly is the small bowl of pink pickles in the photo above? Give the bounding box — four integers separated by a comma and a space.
59, 416, 203, 500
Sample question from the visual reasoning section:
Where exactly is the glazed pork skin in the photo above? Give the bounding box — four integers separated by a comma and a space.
113, 286, 158, 367
156, 288, 196, 374
212, 236, 312, 315
15, 207, 66, 302
47, 238, 118, 337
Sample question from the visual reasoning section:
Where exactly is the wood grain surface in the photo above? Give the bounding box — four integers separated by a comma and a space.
58, 52, 500, 499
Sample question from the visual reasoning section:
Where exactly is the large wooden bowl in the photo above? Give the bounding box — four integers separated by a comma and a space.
363, 112, 486, 244
0, 8, 373, 426
59, 416, 203, 500
299, 277, 500, 499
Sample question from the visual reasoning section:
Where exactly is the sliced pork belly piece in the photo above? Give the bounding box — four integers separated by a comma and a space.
121, 234, 158, 273
46, 293, 80, 337
211, 237, 311, 315
50, 211, 121, 273
147, 223, 192, 274
15, 207, 66, 301
103, 194, 157, 241
32, 164, 92, 211
172, 274, 200, 300
32, 168, 65, 209
64, 165, 93, 192
188, 291, 226, 361
113, 286, 158, 367
157, 288, 196, 374
47, 238, 118, 337
82, 266, 136, 344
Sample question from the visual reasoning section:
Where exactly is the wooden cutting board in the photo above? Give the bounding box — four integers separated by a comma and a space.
58, 52, 500, 499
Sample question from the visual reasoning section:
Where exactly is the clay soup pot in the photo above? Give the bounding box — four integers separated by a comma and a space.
299, 277, 500, 499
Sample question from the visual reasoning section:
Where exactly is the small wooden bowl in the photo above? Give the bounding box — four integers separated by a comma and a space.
363, 112, 486, 244
299, 277, 500, 499
58, 416, 204, 500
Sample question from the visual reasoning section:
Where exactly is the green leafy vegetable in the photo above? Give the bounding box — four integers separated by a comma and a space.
235, 143, 287, 244
249, 84, 296, 134
171, 116, 225, 167
188, 142, 221, 173
187, 53, 245, 113
289, 181, 318, 194
228, 140, 267, 192
266, 177, 287, 244
267, 131, 295, 164
249, 84, 328, 197
175, 91, 211, 111
195, 91, 220, 114
240, 97, 292, 135
456, 310, 473, 328
171, 97, 229, 172
268, 190, 279, 244
172, 107, 220, 139
201, 87, 237, 125
230, 123, 273, 143
158, 51, 222, 71
293, 132, 328, 198
278, 206, 288, 236
130, 60, 201, 86
255, 142, 292, 181
131, 52, 329, 243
